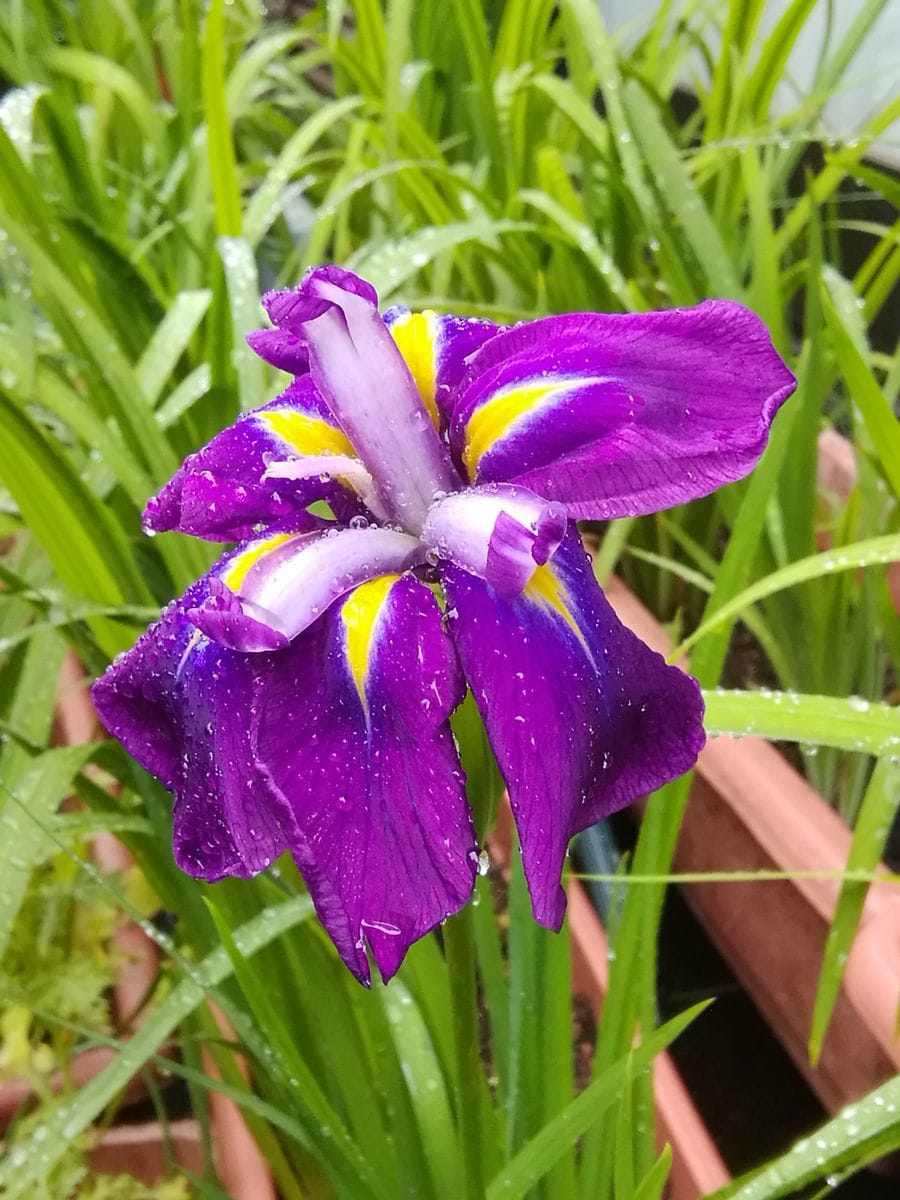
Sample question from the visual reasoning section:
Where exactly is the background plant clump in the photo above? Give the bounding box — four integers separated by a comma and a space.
0, 1, 898, 1197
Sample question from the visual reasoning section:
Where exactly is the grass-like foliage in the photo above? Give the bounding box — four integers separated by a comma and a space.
0, 1, 898, 1196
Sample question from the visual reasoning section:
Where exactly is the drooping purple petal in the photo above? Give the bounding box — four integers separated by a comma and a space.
442, 528, 705, 929
450, 301, 796, 518
422, 483, 566, 596
92, 587, 202, 794
92, 567, 477, 980
383, 307, 502, 431
260, 267, 460, 532
143, 377, 361, 541
253, 573, 477, 983
189, 525, 426, 651
91, 581, 291, 880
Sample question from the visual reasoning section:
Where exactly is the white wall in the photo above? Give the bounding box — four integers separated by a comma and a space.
599, 0, 900, 166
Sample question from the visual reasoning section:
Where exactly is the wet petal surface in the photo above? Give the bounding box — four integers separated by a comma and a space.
253, 573, 477, 982
443, 529, 705, 928
191, 525, 426, 651
92, 571, 477, 983
261, 268, 460, 532
384, 307, 501, 431
422, 483, 566, 595
450, 302, 795, 518
91, 581, 290, 880
143, 377, 358, 541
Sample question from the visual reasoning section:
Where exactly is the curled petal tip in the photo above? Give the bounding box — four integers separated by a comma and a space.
246, 327, 310, 375
262, 267, 379, 332
530, 501, 568, 565
187, 579, 290, 653
424, 484, 568, 596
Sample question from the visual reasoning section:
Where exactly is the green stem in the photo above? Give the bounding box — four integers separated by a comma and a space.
444, 903, 484, 1200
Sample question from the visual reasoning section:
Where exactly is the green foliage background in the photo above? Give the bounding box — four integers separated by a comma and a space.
0, 1, 898, 1196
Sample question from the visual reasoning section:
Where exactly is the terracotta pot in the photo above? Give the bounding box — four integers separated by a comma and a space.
816, 429, 900, 616
489, 806, 730, 1200
87, 1109, 276, 1197
203, 1006, 279, 1200
604, 575, 900, 1117
87, 1118, 204, 1181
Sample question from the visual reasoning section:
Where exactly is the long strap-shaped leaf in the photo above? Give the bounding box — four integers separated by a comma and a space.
673, 533, 900, 660
485, 1001, 710, 1199
809, 758, 900, 1063
702, 689, 900, 757
709, 1073, 900, 1199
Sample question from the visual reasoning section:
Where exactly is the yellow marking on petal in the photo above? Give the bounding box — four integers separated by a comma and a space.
341, 574, 401, 714
222, 532, 295, 592
463, 377, 586, 478
524, 562, 590, 656
258, 409, 354, 457
390, 310, 440, 428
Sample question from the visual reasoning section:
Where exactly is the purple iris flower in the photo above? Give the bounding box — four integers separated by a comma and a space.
92, 266, 795, 984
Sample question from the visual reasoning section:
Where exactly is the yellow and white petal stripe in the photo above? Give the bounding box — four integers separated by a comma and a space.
255, 408, 354, 458
341, 574, 401, 717
389, 310, 441, 429
215, 528, 422, 647
461, 375, 607, 479
221, 531, 297, 592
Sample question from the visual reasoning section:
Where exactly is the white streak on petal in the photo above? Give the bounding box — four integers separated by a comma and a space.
263, 454, 392, 524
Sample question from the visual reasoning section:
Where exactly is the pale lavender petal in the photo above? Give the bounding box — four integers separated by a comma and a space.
442, 529, 705, 929
450, 301, 796, 518
422, 483, 567, 596
189, 526, 425, 651
262, 453, 391, 524
253, 573, 477, 983
260, 267, 460, 532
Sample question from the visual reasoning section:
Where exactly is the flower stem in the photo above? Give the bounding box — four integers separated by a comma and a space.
444, 903, 484, 1200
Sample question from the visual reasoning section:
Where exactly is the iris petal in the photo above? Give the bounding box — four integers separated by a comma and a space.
143, 377, 359, 542
253, 573, 477, 983
258, 268, 460, 532
450, 301, 795, 517
245, 326, 309, 375
190, 525, 426, 651
262, 453, 392, 524
422, 483, 567, 596
91, 580, 292, 881
384, 307, 501, 432
442, 528, 705, 928
92, 569, 477, 984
